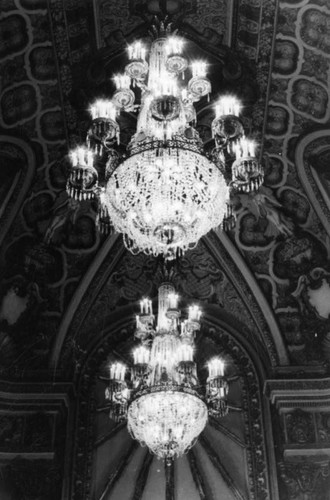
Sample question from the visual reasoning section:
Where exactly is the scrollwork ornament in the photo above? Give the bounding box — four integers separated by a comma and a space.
0, 459, 62, 500
316, 412, 330, 443
292, 267, 330, 321
285, 409, 315, 444
279, 461, 330, 500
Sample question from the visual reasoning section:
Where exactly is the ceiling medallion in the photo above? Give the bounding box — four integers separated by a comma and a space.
105, 283, 229, 463
67, 20, 263, 258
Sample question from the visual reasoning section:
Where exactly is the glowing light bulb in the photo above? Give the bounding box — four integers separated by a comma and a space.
207, 358, 224, 378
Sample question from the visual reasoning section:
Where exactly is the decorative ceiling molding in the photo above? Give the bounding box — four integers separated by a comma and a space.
265, 378, 330, 411
295, 127, 330, 238
205, 229, 289, 367
50, 225, 289, 373
49, 233, 122, 370
0, 135, 36, 248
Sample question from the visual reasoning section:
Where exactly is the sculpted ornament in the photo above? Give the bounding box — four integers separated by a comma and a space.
233, 185, 294, 239
0, 458, 62, 500
272, 233, 327, 280
317, 413, 330, 443
44, 192, 81, 245
285, 409, 315, 444
0, 276, 43, 326
279, 461, 330, 500
292, 267, 330, 320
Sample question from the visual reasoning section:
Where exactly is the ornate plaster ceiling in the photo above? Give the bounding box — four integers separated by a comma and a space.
1, 0, 330, 499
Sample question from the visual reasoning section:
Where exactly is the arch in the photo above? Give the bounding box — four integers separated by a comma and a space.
205, 229, 289, 366
67, 307, 280, 500
295, 127, 330, 237
50, 226, 289, 372
49, 232, 122, 370
0, 134, 36, 248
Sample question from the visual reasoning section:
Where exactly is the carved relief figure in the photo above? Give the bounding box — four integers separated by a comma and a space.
234, 185, 294, 238
292, 267, 330, 319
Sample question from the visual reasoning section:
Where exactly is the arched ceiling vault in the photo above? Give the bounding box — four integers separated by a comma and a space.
2, 2, 330, 500
0, 0, 330, 382
72, 313, 276, 500
295, 127, 330, 239
51, 227, 289, 375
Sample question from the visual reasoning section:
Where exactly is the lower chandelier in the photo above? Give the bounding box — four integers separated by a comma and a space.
105, 283, 228, 462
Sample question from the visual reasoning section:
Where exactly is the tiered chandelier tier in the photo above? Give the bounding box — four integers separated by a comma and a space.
105, 284, 228, 462
67, 22, 263, 257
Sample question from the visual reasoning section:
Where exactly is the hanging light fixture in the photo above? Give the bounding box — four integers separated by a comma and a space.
67, 21, 263, 257
105, 283, 228, 463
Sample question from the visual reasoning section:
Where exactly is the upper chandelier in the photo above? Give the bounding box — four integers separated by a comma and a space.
67, 22, 263, 258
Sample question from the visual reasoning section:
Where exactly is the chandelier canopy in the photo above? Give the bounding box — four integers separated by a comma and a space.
105, 283, 229, 462
67, 21, 263, 258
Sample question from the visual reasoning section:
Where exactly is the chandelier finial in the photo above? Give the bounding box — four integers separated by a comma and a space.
148, 15, 172, 40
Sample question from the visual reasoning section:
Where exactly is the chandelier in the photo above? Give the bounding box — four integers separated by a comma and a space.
67, 21, 263, 258
105, 283, 228, 462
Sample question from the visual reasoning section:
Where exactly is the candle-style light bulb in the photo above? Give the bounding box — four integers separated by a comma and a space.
215, 96, 241, 118
114, 74, 131, 90
133, 346, 150, 365
177, 344, 193, 362
207, 358, 224, 378
188, 305, 201, 322
168, 293, 179, 309
127, 41, 145, 60
191, 61, 207, 78
166, 37, 184, 55
110, 362, 126, 381
234, 137, 256, 160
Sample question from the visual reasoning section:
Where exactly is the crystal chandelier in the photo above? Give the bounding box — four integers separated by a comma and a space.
67, 21, 263, 257
105, 283, 228, 462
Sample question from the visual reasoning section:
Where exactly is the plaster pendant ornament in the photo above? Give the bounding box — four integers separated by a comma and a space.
307, 282, 330, 319
292, 267, 330, 320
67, 22, 263, 257
105, 284, 229, 462
0, 287, 29, 325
